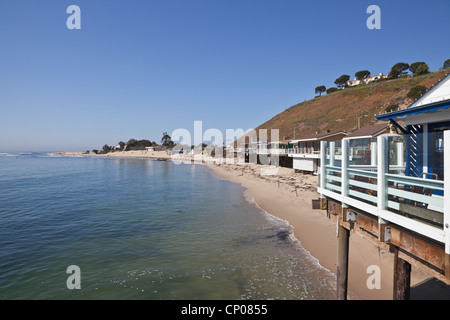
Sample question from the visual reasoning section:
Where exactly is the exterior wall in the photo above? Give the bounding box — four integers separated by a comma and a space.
293, 158, 317, 173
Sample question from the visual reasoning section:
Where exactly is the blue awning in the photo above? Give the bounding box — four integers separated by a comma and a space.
376, 100, 450, 121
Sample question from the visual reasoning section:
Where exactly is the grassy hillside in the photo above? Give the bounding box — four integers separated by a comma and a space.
255, 69, 449, 140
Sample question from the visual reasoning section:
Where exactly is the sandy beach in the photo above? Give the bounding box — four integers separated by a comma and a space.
206, 162, 450, 300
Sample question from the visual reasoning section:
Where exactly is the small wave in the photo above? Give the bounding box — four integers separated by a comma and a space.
0, 152, 19, 157
242, 193, 336, 278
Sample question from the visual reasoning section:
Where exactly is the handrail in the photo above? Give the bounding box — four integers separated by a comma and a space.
386, 173, 444, 190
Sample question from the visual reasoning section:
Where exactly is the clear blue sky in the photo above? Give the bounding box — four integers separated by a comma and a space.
1, 0, 449, 151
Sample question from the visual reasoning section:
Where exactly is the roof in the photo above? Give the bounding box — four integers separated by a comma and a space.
376, 73, 450, 121
292, 131, 347, 142
345, 123, 390, 139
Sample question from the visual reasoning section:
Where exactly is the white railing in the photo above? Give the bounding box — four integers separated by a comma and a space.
288, 147, 320, 155
318, 132, 450, 252
270, 149, 288, 155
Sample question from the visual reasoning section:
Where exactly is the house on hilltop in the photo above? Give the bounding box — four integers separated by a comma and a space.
346, 73, 388, 88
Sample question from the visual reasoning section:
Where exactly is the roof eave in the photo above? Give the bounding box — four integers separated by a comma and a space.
376, 100, 450, 121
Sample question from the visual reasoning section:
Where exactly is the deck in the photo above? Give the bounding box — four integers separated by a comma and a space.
317, 131, 450, 288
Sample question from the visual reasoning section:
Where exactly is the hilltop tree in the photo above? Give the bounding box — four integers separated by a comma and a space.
355, 70, 371, 80
326, 87, 339, 94
315, 85, 326, 96
389, 62, 409, 79
415, 63, 429, 75
409, 62, 429, 75
444, 59, 450, 69
334, 75, 350, 89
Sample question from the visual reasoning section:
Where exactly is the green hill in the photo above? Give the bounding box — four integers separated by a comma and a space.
255, 69, 449, 141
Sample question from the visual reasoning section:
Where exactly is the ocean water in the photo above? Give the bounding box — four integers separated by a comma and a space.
0, 152, 336, 300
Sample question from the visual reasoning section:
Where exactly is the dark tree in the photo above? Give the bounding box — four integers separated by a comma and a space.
102, 144, 112, 154
409, 62, 429, 75
389, 62, 409, 78
334, 75, 350, 89
444, 59, 450, 69
355, 70, 371, 80
315, 85, 326, 96
326, 87, 339, 94
393, 62, 409, 73
161, 132, 174, 147
415, 63, 429, 75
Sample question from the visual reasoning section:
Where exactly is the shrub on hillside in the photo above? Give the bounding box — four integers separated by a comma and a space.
406, 85, 427, 100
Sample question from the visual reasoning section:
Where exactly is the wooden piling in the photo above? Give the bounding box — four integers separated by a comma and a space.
336, 225, 350, 300
393, 247, 411, 300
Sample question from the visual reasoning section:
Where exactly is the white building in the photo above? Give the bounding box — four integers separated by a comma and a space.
346, 73, 388, 88
288, 131, 347, 173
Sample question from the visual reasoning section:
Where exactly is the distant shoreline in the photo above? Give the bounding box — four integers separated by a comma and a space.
53, 150, 173, 161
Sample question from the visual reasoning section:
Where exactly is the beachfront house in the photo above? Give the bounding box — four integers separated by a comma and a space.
317, 73, 450, 292
344, 123, 390, 167
288, 131, 347, 174
269, 140, 290, 155
268, 140, 292, 167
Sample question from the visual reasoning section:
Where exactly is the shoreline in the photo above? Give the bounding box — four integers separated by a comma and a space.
54, 152, 450, 299
205, 162, 437, 300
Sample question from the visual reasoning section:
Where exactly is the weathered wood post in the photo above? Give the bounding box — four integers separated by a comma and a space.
393, 247, 411, 300
337, 221, 350, 300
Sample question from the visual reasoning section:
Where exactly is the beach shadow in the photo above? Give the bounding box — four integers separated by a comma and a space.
411, 278, 450, 300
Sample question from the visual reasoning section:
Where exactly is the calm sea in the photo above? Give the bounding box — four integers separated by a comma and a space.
0, 152, 335, 300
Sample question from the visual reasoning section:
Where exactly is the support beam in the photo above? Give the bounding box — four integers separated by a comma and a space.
336, 224, 350, 300
393, 247, 411, 300
389, 118, 407, 135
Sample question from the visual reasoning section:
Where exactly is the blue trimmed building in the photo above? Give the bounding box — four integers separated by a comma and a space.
317, 73, 450, 295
